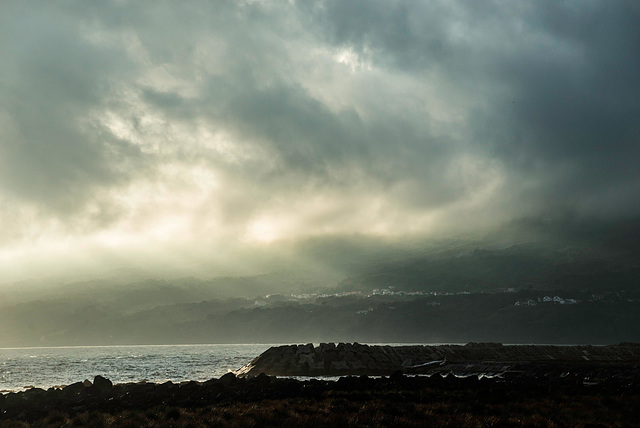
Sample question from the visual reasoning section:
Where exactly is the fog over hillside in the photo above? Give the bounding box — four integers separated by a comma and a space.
1, 1, 639, 346
1, 221, 639, 347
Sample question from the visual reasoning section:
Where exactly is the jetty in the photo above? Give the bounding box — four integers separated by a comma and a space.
236, 342, 640, 379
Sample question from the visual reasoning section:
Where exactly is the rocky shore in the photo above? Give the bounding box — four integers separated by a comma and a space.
2, 343, 640, 426
2, 370, 640, 426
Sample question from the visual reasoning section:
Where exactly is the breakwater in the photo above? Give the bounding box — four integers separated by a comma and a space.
236, 342, 640, 378
2, 343, 640, 425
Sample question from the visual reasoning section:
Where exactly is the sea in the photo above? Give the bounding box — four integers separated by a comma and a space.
0, 344, 272, 393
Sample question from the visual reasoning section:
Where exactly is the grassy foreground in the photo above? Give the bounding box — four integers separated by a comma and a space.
1, 374, 639, 427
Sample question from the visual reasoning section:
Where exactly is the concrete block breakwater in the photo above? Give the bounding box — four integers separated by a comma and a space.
2, 343, 640, 424
235, 342, 640, 377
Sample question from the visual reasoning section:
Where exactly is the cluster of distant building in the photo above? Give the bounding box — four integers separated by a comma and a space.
514, 296, 578, 306
370, 288, 473, 297
370, 287, 428, 296
254, 287, 582, 309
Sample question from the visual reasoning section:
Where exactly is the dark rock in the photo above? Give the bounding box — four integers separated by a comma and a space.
93, 375, 113, 390
465, 342, 503, 348
220, 372, 237, 386
3, 392, 24, 410
1, 364, 640, 424
337, 376, 358, 388
248, 372, 271, 387
296, 343, 314, 355
22, 387, 47, 405
61, 381, 86, 397
390, 370, 405, 380
178, 380, 200, 396
202, 378, 220, 387
162, 380, 176, 387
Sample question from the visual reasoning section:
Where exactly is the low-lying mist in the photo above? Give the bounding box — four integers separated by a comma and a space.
1, 215, 638, 347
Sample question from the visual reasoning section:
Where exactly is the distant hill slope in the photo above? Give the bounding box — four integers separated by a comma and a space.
337, 243, 640, 294
1, 226, 639, 347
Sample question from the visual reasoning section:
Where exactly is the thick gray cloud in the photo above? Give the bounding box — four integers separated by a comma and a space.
0, 3, 140, 215
297, 0, 640, 217
0, 0, 638, 280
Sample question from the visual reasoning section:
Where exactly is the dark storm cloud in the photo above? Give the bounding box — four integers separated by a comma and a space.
297, 0, 640, 218
1, 0, 638, 256
499, 2, 640, 216
0, 0, 486, 231
196, 76, 460, 199
127, 2, 480, 212
0, 2, 145, 215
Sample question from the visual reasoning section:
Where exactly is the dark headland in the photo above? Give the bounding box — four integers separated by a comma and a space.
2, 343, 640, 427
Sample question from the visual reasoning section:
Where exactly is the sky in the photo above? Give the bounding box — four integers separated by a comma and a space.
1, 0, 639, 283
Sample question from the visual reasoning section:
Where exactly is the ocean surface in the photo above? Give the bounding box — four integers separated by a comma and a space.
0, 344, 273, 393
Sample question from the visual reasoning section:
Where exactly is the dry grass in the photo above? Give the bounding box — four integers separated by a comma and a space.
2, 385, 637, 428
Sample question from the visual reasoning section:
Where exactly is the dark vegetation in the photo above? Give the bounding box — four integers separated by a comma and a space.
1, 372, 639, 427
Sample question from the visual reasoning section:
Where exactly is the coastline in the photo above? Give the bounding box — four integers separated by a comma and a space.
1, 343, 640, 426
2, 370, 640, 427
